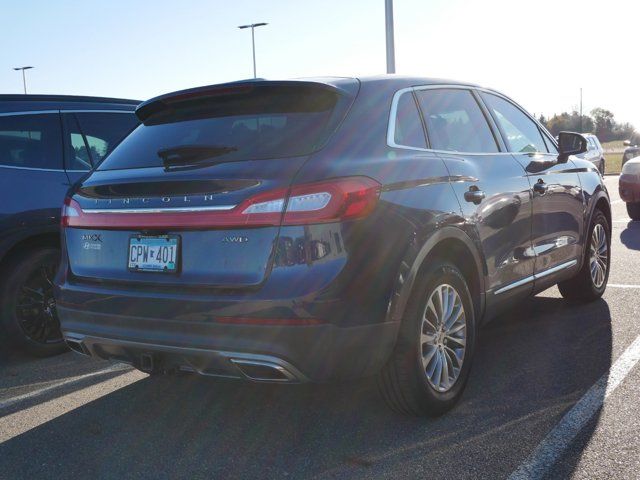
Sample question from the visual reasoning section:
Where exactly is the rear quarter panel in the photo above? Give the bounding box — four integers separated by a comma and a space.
290, 80, 470, 327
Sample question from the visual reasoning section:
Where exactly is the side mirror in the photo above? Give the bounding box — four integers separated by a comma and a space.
624, 140, 631, 147
558, 132, 587, 163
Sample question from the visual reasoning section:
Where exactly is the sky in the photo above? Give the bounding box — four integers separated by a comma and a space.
1, 0, 639, 127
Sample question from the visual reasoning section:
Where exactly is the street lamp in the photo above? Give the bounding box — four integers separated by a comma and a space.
237, 22, 268, 78
385, 0, 395, 74
13, 66, 34, 94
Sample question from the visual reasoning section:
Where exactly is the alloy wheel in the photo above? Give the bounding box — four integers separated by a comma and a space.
590, 223, 608, 289
15, 263, 61, 344
420, 284, 467, 392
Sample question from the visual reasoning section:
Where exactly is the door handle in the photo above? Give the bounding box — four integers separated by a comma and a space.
533, 179, 548, 194
464, 186, 485, 205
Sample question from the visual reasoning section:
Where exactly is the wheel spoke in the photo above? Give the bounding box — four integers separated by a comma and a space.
420, 282, 467, 392
440, 350, 450, 389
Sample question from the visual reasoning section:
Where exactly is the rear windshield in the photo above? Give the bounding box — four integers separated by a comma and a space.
98, 86, 345, 170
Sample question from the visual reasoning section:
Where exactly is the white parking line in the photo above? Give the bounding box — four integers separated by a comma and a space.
608, 284, 640, 289
508, 334, 640, 480
0, 363, 130, 410
0, 369, 146, 443
611, 199, 624, 205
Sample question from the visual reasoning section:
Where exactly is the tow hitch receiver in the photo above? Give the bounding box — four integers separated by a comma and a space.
139, 353, 155, 373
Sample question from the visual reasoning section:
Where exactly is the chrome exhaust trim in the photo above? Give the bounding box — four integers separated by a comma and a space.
229, 358, 299, 383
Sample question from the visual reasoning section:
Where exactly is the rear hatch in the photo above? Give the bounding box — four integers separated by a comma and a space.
62, 80, 358, 288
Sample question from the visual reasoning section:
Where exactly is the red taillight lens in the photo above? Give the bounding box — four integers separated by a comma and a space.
240, 177, 381, 225
62, 177, 380, 230
61, 197, 82, 227
284, 177, 380, 225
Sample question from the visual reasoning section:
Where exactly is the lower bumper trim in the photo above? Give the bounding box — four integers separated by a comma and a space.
64, 332, 309, 383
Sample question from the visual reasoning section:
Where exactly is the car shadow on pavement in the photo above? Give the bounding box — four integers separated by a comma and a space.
620, 221, 640, 251
0, 295, 612, 480
0, 350, 129, 415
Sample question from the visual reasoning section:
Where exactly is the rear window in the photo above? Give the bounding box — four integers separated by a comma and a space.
98, 86, 346, 170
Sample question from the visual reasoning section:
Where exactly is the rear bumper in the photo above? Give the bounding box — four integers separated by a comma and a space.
59, 305, 399, 382
619, 174, 640, 203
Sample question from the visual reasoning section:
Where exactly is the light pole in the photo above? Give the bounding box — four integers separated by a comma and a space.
238, 22, 268, 78
579, 87, 583, 133
13, 66, 34, 94
385, 0, 396, 74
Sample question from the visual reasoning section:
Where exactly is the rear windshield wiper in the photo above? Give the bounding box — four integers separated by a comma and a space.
158, 145, 238, 168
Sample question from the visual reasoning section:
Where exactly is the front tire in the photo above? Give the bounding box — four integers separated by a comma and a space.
558, 210, 610, 302
627, 202, 640, 221
377, 262, 476, 416
0, 247, 67, 357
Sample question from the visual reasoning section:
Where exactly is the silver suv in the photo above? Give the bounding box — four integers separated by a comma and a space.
577, 133, 605, 174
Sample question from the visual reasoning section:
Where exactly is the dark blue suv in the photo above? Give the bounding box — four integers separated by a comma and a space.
55, 78, 611, 415
0, 95, 139, 356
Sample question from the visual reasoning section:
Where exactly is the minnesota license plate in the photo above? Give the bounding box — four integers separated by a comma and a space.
128, 236, 179, 273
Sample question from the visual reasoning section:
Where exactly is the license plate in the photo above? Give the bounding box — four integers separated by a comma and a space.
128, 236, 179, 273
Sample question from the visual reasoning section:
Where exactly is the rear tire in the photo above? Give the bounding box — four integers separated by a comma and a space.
599, 160, 605, 175
377, 261, 476, 416
558, 210, 610, 303
0, 247, 67, 357
627, 203, 640, 221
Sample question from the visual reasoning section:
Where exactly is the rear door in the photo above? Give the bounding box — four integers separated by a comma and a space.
479, 91, 584, 283
0, 112, 68, 238
63, 82, 357, 288
414, 87, 535, 298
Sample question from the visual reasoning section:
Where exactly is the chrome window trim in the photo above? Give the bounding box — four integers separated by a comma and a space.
494, 259, 578, 295
387, 84, 556, 156
61, 110, 136, 114
0, 164, 66, 173
0, 110, 60, 117
82, 205, 237, 214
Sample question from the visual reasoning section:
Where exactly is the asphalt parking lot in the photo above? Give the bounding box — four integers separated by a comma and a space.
0, 175, 638, 480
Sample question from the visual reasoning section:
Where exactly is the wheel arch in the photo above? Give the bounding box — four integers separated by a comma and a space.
387, 226, 486, 327
0, 231, 60, 274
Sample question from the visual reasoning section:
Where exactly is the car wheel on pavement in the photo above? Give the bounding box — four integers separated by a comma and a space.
627, 203, 640, 221
0, 247, 67, 357
377, 261, 476, 416
558, 210, 610, 302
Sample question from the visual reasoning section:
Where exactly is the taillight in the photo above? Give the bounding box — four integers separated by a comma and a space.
61, 197, 81, 227
242, 177, 381, 225
62, 177, 380, 230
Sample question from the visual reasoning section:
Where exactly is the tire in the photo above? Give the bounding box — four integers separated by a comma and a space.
558, 210, 610, 303
627, 203, 640, 221
0, 247, 67, 357
377, 262, 476, 416
599, 160, 605, 175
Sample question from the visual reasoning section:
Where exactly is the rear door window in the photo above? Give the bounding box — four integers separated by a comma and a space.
98, 86, 346, 171
481, 93, 548, 154
393, 92, 427, 149
65, 112, 138, 171
0, 113, 63, 170
414, 89, 499, 153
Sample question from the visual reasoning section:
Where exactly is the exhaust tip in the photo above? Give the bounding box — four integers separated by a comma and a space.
230, 359, 298, 383
66, 339, 89, 356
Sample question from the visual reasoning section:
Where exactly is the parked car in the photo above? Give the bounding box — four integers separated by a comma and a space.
0, 94, 139, 356
622, 132, 640, 167
619, 157, 640, 219
576, 133, 606, 174
55, 77, 611, 416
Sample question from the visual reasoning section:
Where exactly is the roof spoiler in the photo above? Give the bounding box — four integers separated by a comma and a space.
135, 80, 350, 122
